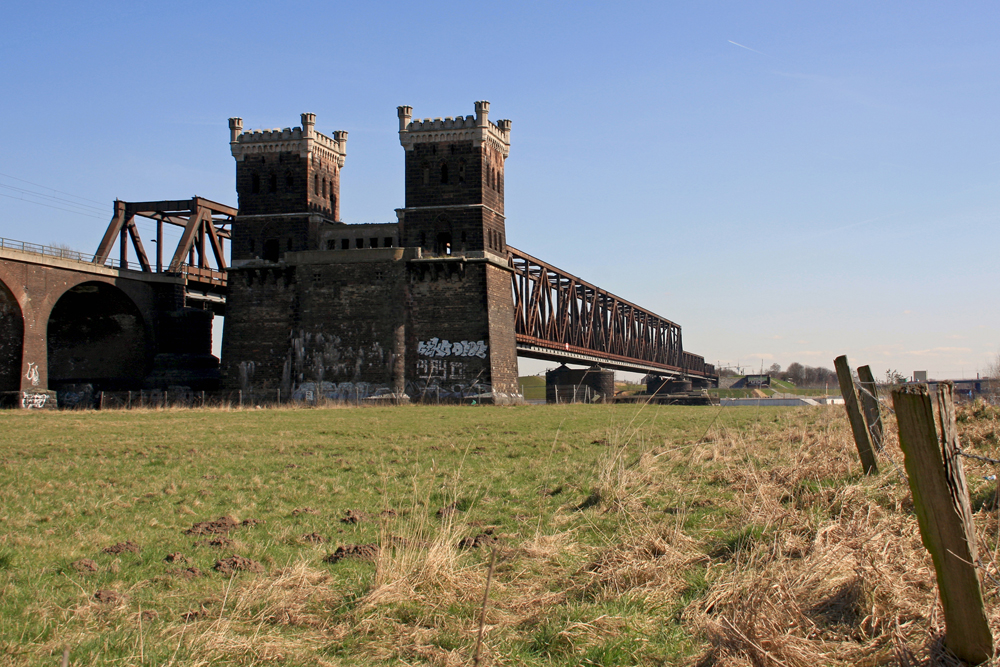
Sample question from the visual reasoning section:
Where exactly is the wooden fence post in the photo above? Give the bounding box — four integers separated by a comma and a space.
892, 382, 993, 664
834, 355, 879, 475
857, 365, 885, 452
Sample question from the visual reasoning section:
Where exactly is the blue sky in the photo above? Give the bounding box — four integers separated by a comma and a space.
2, 1, 998, 379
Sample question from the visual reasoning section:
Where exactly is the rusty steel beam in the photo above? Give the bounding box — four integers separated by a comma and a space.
508, 247, 716, 379
94, 197, 233, 277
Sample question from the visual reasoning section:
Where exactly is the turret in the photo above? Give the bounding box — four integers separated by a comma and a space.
396, 101, 511, 256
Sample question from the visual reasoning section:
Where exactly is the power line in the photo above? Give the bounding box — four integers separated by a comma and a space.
0, 192, 105, 220
0, 171, 107, 206
0, 182, 106, 215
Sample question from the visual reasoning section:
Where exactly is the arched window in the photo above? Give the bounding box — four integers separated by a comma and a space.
314, 174, 319, 195
269, 174, 277, 193
331, 195, 337, 217
458, 162, 466, 185
285, 172, 294, 188
262, 239, 279, 262
440, 163, 449, 185
419, 232, 426, 247
422, 165, 430, 186
322, 178, 327, 198
251, 172, 260, 194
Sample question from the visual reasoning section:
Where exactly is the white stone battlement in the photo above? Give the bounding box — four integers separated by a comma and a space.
228, 114, 347, 167
397, 102, 510, 157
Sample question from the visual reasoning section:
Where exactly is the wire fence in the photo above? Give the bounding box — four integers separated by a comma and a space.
54, 388, 465, 410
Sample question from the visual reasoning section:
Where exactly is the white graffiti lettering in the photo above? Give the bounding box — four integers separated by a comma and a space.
417, 338, 487, 359
25, 362, 39, 387
21, 392, 48, 409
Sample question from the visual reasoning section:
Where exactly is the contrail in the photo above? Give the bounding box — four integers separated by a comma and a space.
728, 40, 763, 55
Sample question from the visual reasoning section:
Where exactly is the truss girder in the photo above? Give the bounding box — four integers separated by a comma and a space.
508, 247, 713, 377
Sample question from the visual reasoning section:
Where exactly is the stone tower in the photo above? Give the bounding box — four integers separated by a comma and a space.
228, 114, 347, 263
396, 101, 511, 256
397, 102, 519, 400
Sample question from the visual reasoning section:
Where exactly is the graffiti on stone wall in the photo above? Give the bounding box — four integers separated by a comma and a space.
417, 338, 487, 359
25, 362, 39, 386
21, 392, 48, 409
291, 381, 388, 402
416, 358, 469, 381
238, 360, 256, 392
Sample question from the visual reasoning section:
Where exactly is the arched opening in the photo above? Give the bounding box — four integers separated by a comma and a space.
440, 163, 449, 185
436, 232, 452, 256
0, 279, 24, 392
269, 173, 278, 193
285, 172, 294, 189
263, 239, 280, 262
47, 282, 149, 391
251, 172, 260, 194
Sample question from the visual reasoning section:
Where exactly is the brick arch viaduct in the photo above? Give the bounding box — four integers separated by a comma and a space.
0, 243, 215, 407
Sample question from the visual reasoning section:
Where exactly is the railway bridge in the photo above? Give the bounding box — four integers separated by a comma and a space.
0, 102, 716, 407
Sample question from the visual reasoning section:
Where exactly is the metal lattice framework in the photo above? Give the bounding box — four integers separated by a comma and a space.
509, 247, 714, 378
94, 198, 235, 307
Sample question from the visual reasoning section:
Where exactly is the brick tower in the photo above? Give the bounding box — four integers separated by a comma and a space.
228, 114, 347, 263
397, 101, 510, 256
397, 102, 519, 400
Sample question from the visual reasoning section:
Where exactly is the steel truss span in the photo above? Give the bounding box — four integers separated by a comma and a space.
508, 247, 715, 379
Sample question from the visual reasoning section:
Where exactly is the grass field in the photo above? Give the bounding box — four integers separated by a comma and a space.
2, 401, 1000, 665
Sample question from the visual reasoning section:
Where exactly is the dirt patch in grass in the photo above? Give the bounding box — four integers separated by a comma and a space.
194, 536, 233, 549
94, 590, 124, 604
164, 552, 188, 563
103, 540, 140, 554
457, 529, 498, 550
186, 516, 260, 536
292, 507, 317, 516
71, 558, 98, 574
213, 555, 264, 575
301, 532, 326, 544
341, 509, 369, 524
324, 544, 379, 563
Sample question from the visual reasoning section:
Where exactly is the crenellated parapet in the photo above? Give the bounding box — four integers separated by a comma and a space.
229, 114, 347, 167
397, 101, 510, 157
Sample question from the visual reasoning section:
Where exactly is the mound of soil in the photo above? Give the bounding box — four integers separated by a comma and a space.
103, 541, 140, 554
241, 518, 264, 528
341, 509, 369, 524
185, 516, 240, 535
213, 555, 263, 575
301, 532, 326, 544
323, 543, 379, 563
194, 536, 233, 549
292, 507, 317, 516
164, 552, 189, 563
457, 529, 498, 550
71, 558, 98, 574
94, 590, 123, 604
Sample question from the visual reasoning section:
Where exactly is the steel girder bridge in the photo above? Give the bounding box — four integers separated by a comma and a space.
509, 247, 716, 381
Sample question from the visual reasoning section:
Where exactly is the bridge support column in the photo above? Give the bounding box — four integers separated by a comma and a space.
1, 297, 56, 409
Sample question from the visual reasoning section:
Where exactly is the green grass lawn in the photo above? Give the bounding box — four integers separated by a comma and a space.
1, 402, 997, 665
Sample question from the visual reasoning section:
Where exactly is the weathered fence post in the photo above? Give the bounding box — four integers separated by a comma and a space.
834, 355, 878, 474
892, 382, 993, 664
856, 365, 885, 452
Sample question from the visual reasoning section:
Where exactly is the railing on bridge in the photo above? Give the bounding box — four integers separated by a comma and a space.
509, 247, 715, 378
0, 235, 227, 282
